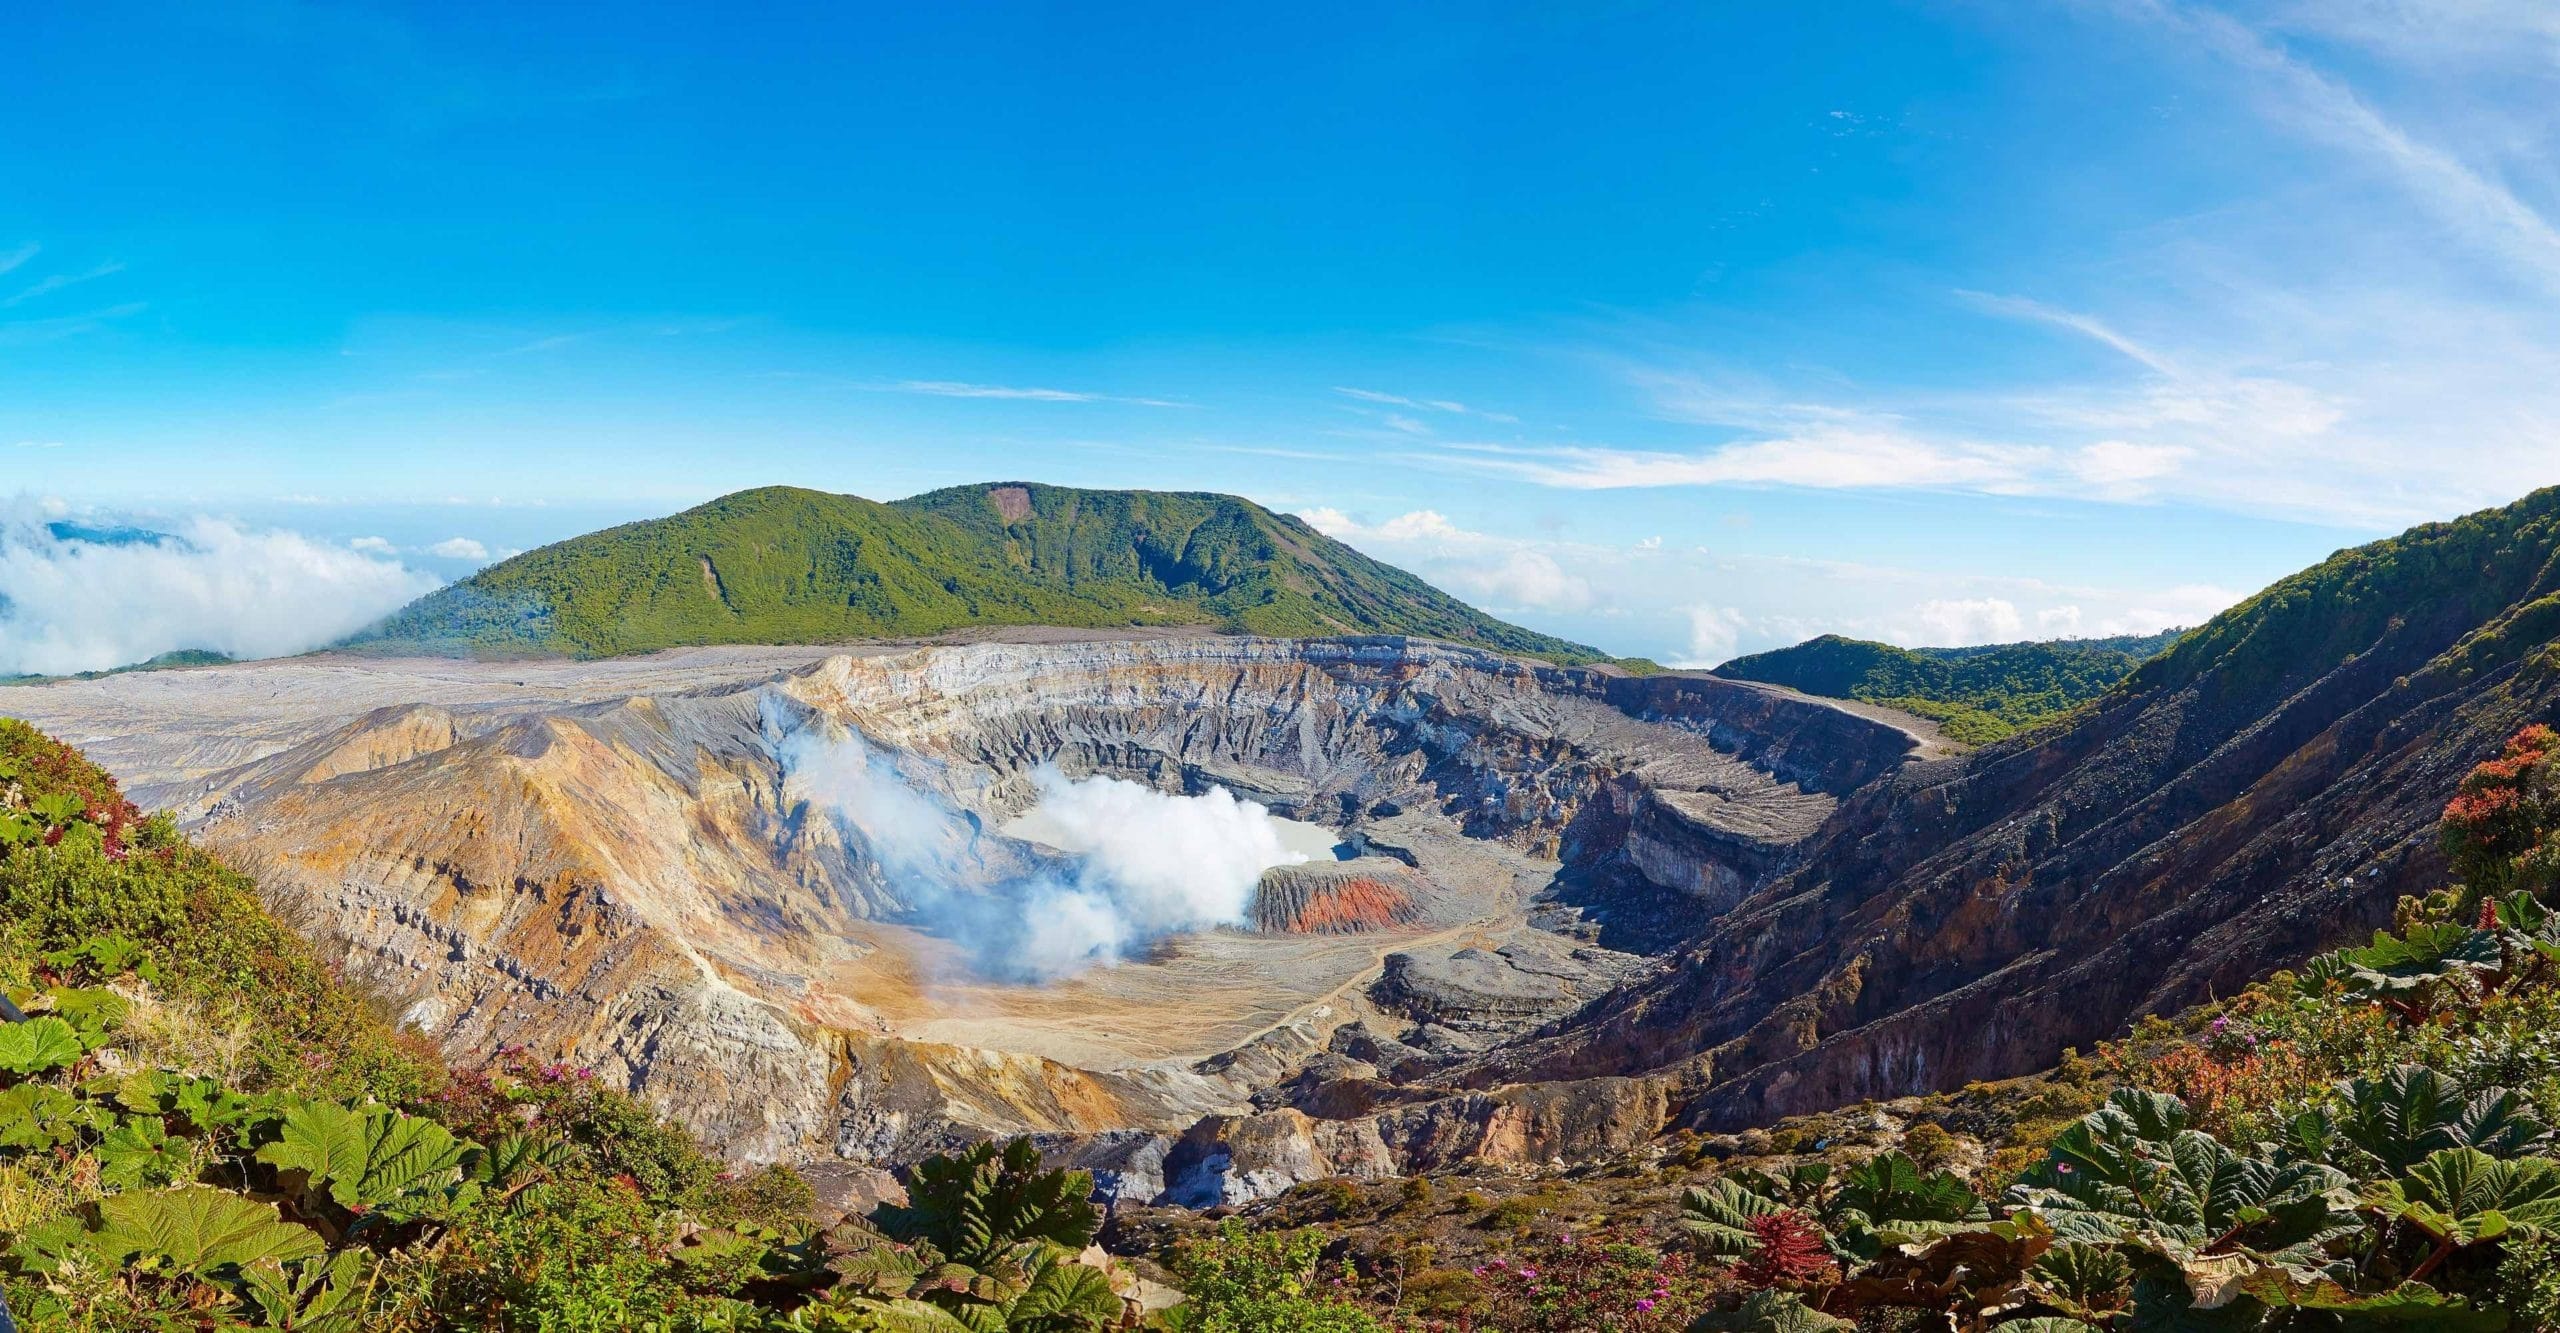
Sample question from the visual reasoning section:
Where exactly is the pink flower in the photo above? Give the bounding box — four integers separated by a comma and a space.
1518, 1268, 1537, 1280
1637, 1299, 1656, 1312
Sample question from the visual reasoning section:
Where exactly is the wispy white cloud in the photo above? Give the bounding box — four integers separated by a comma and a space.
1435, 427, 2050, 494
884, 379, 1186, 408
1956, 291, 2183, 375
427, 536, 490, 560
1672, 605, 1751, 668
0, 301, 148, 346
1300, 506, 1594, 612
1333, 386, 1519, 423
2116, 0, 2560, 297
0, 244, 37, 278
1300, 502, 2237, 662
4, 261, 126, 309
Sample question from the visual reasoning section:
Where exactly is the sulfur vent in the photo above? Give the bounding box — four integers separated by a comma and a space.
1249, 859, 1428, 934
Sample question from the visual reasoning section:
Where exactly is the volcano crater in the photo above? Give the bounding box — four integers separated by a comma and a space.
1, 634, 1930, 1192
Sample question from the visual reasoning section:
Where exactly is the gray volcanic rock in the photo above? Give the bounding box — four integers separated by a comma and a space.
1373, 937, 1635, 1040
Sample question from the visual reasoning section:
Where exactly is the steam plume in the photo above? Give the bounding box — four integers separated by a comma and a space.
767, 700, 1308, 980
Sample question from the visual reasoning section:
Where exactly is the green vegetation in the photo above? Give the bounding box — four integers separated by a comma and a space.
351, 483, 1603, 663
1713, 630, 2185, 743
0, 717, 1139, 1331
1163, 1224, 1384, 1332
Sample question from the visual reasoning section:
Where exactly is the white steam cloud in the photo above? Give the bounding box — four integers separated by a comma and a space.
769, 702, 1307, 981
1001, 774, 1309, 976
0, 509, 441, 676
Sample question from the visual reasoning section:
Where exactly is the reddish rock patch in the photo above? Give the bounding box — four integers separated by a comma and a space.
1251, 862, 1426, 934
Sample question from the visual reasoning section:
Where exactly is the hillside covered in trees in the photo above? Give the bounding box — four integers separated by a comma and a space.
1713, 629, 2185, 742
349, 483, 1604, 663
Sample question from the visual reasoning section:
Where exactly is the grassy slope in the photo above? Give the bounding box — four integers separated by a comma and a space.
352, 482, 1604, 663
1712, 629, 2186, 742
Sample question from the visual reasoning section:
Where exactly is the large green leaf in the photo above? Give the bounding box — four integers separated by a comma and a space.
1689, 1290, 1852, 1333
841, 1299, 984, 1332
256, 1098, 480, 1223
2225, 1273, 2503, 1331
39, 988, 126, 1046
1830, 1150, 1981, 1226
2336, 1066, 2551, 1174
2030, 1240, 2133, 1313
2367, 1146, 2560, 1246
0, 1016, 85, 1076
470, 1130, 575, 1194
97, 1114, 193, 1188
829, 1221, 935, 1295
241, 1249, 373, 1332
2011, 1102, 2353, 1260
872, 1138, 1098, 1270
1680, 1175, 1789, 1257
92, 1185, 325, 1277
0, 1083, 108, 1150
1002, 1253, 1121, 1333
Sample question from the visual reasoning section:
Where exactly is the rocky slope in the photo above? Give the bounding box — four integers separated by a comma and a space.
0, 634, 1921, 1187
1486, 486, 2560, 1128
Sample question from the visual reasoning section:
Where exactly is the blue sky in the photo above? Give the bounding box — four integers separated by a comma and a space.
7, 1, 2560, 671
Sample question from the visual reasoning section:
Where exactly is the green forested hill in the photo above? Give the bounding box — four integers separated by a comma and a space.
1713, 628, 2185, 741
348, 482, 1604, 661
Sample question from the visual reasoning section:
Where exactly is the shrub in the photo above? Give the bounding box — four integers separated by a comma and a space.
1899, 1122, 1958, 1172
2496, 1230, 2560, 1332
1167, 1221, 1384, 1332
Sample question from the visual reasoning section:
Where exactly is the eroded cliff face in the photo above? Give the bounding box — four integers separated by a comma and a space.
1474, 506, 2560, 1133
3, 636, 1918, 1186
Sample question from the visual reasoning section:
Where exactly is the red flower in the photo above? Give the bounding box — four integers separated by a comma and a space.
1736, 1210, 1835, 1288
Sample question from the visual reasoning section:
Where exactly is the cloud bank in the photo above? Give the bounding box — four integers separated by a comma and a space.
1303, 503, 2243, 667
0, 508, 440, 676
771, 709, 1306, 981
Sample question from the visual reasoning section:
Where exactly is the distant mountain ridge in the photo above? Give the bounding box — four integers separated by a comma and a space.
349, 482, 1605, 662
1713, 628, 2186, 741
